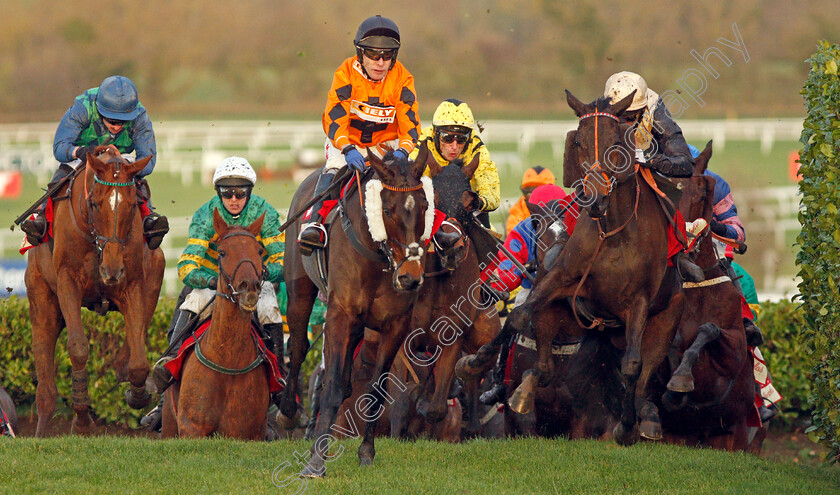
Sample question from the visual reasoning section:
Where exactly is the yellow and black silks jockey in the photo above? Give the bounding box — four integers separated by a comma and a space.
409, 99, 501, 228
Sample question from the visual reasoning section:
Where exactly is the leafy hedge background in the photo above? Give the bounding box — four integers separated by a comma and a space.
0, 294, 813, 432
797, 40, 840, 463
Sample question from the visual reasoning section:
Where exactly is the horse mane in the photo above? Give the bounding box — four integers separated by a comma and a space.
594, 96, 613, 112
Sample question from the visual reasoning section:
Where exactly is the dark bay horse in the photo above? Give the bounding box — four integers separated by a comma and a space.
281, 150, 432, 476
407, 150, 501, 435
25, 148, 164, 436
161, 210, 273, 439
458, 90, 686, 445
655, 141, 756, 451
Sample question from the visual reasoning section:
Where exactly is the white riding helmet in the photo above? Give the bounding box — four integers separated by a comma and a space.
604, 71, 659, 112
213, 156, 257, 187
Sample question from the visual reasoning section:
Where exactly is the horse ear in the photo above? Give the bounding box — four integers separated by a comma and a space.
87, 153, 109, 176
247, 212, 265, 237
411, 140, 433, 179
563, 130, 581, 188
368, 151, 395, 183
608, 89, 637, 117
212, 208, 229, 236
693, 140, 713, 175
461, 151, 481, 180
125, 155, 152, 177
565, 90, 589, 118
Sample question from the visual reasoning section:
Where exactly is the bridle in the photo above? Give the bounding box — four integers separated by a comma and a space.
214, 230, 265, 305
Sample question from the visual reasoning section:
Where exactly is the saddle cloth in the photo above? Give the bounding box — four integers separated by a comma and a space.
163, 319, 286, 392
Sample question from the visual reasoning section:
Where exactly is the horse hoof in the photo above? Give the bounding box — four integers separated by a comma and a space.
640, 419, 663, 440
455, 355, 482, 381
661, 390, 688, 412
275, 407, 301, 430
666, 373, 694, 393
70, 414, 95, 436
125, 386, 151, 409
613, 423, 639, 446
358, 443, 375, 466
507, 374, 537, 415
300, 463, 326, 478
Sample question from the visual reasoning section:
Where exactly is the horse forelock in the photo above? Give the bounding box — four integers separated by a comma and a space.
594, 96, 612, 112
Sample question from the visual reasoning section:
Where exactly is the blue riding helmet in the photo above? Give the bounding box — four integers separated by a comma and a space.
96, 76, 141, 121
687, 143, 700, 159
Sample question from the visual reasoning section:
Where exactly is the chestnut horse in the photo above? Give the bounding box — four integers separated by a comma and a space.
160, 210, 272, 439
655, 141, 756, 451
281, 151, 432, 476
25, 148, 164, 436
458, 91, 686, 445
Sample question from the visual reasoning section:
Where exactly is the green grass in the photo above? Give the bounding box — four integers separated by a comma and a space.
0, 436, 837, 494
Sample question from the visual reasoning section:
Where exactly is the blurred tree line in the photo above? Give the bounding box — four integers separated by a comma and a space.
2, 0, 837, 123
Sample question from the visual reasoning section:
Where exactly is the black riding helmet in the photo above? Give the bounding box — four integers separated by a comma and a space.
354, 15, 400, 70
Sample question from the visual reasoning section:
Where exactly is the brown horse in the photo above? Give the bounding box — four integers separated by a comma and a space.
281, 150, 432, 476
25, 147, 164, 436
160, 209, 272, 439
406, 151, 501, 436
654, 141, 756, 451
458, 91, 686, 445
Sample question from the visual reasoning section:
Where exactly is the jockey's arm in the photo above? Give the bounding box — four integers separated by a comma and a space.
129, 109, 157, 177
471, 145, 501, 211
647, 102, 695, 178
53, 100, 90, 163
394, 73, 420, 154
260, 208, 285, 286
177, 205, 219, 289
323, 64, 354, 152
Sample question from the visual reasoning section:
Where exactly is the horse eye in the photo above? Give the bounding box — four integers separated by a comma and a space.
259, 247, 265, 256
383, 208, 392, 218
218, 249, 226, 257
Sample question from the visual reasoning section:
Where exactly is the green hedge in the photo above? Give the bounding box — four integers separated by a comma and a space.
755, 300, 811, 427
796, 40, 840, 463
0, 296, 172, 428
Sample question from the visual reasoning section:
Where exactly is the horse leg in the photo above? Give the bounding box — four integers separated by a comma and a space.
667, 322, 722, 393
160, 386, 178, 438
116, 288, 152, 409
508, 300, 561, 415
635, 292, 685, 441
456, 298, 531, 381
417, 338, 462, 423
278, 277, 317, 426
613, 301, 651, 446
357, 314, 413, 466
301, 308, 360, 478
27, 279, 63, 437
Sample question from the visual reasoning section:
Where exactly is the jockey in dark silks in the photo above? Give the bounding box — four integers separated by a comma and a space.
604, 71, 704, 282
20, 75, 169, 249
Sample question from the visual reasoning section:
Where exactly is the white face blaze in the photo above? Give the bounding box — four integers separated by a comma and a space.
109, 189, 118, 210
404, 195, 415, 211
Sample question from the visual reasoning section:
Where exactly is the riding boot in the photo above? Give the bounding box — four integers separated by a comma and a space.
298, 169, 338, 256
150, 309, 197, 394
136, 180, 170, 250
140, 397, 163, 432
304, 368, 324, 440
479, 335, 513, 406
263, 323, 285, 361
675, 252, 705, 283
20, 165, 73, 245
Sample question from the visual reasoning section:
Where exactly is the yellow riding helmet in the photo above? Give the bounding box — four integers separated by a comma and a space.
432, 99, 475, 133
520, 166, 556, 189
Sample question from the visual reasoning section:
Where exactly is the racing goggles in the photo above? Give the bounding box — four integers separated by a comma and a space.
437, 130, 470, 145
361, 48, 398, 61
218, 186, 251, 200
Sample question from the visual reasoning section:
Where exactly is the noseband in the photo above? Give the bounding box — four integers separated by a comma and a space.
215, 230, 265, 305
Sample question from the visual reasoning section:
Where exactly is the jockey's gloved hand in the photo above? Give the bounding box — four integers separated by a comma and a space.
75, 145, 97, 161
392, 148, 408, 161
710, 219, 728, 237
343, 147, 365, 172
